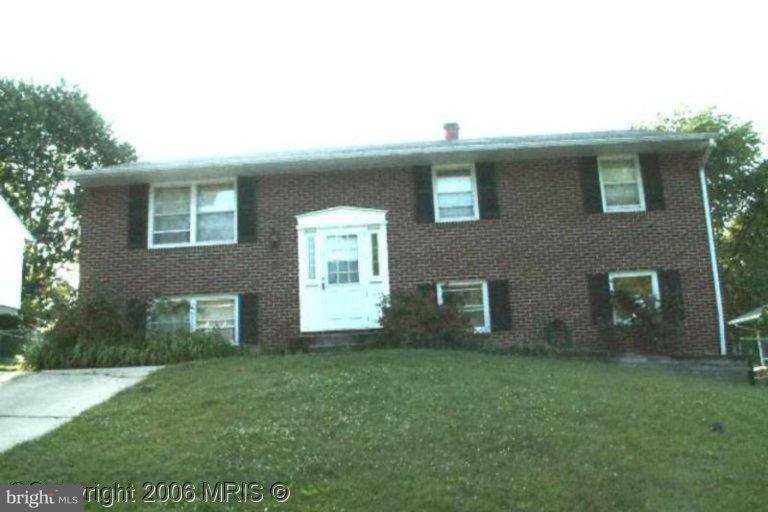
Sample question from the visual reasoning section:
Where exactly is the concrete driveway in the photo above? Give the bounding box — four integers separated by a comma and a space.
0, 366, 160, 453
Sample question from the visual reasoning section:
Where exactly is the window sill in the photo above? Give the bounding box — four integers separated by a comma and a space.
603, 207, 646, 214
434, 216, 481, 224
148, 240, 238, 250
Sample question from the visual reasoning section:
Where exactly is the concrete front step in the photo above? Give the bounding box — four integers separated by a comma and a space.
289, 331, 379, 353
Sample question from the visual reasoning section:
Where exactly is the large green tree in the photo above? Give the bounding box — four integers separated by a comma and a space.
719, 162, 768, 314
640, 108, 768, 314
0, 80, 136, 325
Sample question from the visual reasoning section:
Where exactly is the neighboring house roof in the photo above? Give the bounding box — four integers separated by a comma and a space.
0, 195, 34, 241
0, 305, 18, 316
68, 129, 717, 187
729, 305, 767, 326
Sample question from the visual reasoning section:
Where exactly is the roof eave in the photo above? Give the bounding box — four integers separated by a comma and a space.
68, 132, 716, 188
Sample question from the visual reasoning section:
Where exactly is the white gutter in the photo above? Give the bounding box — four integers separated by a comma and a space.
67, 131, 716, 184
698, 138, 727, 355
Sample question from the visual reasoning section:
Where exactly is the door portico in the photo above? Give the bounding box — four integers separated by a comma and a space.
296, 206, 390, 332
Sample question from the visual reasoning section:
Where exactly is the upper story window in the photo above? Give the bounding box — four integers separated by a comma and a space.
432, 164, 480, 222
598, 155, 645, 213
149, 180, 236, 248
608, 270, 659, 324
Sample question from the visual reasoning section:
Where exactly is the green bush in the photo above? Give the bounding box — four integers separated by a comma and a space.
45, 286, 139, 350
142, 331, 238, 365
22, 290, 238, 370
599, 289, 684, 353
544, 319, 573, 352
24, 329, 238, 370
377, 289, 477, 349
0, 331, 28, 358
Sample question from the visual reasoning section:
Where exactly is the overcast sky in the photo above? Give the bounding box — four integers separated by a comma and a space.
2, 0, 766, 162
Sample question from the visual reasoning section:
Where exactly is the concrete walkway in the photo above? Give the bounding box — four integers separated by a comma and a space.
0, 366, 160, 453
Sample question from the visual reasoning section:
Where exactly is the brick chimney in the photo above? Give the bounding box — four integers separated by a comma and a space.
443, 122, 459, 141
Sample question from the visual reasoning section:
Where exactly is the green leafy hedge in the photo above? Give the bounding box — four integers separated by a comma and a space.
23, 331, 237, 370
22, 288, 238, 370
377, 289, 477, 349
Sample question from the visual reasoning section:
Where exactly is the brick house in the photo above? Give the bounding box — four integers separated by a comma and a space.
69, 126, 726, 355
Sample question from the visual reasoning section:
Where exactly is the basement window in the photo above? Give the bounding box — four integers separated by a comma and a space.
148, 295, 238, 344
608, 270, 659, 325
437, 280, 490, 333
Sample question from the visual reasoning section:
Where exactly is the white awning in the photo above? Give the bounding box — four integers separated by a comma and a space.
728, 306, 766, 326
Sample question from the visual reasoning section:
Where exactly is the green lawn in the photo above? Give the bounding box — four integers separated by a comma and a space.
0, 350, 764, 511
0, 358, 20, 371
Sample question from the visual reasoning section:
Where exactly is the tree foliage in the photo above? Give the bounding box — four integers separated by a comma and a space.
639, 107, 768, 315
0, 79, 136, 325
642, 107, 764, 237
720, 162, 768, 314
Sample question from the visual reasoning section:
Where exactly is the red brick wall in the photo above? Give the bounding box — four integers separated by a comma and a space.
79, 151, 721, 354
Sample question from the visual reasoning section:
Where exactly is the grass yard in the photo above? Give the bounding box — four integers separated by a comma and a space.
0, 358, 20, 371
0, 350, 765, 511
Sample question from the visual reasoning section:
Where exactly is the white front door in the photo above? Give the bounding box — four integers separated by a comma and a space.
297, 207, 389, 332
320, 229, 367, 330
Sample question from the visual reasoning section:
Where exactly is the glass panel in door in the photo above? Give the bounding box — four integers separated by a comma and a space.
326, 234, 359, 285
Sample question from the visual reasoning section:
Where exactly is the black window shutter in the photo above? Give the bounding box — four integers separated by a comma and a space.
127, 184, 149, 249
488, 280, 512, 331
239, 293, 258, 345
639, 153, 665, 211
476, 162, 500, 219
579, 157, 603, 214
417, 283, 436, 304
587, 274, 611, 325
126, 298, 148, 336
414, 166, 434, 223
237, 176, 257, 243
659, 269, 685, 321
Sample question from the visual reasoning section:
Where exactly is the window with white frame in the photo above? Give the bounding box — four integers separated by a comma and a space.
148, 296, 238, 344
437, 280, 490, 333
598, 155, 645, 212
148, 299, 191, 334
152, 187, 191, 245
432, 165, 479, 221
608, 270, 659, 325
150, 181, 236, 247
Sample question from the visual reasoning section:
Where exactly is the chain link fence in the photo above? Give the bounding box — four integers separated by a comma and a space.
0, 329, 40, 359
734, 335, 768, 366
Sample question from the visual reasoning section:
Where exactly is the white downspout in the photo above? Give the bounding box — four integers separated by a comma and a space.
698, 138, 727, 355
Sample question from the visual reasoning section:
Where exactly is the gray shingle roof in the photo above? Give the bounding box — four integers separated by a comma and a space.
68, 130, 716, 187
